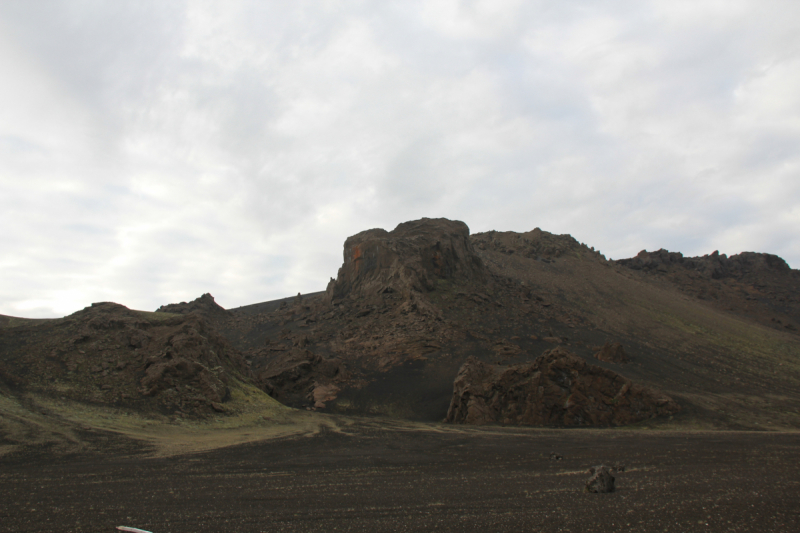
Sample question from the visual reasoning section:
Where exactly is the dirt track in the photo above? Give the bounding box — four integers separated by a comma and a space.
2, 423, 799, 532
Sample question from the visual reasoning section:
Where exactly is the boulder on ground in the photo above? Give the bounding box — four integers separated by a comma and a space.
585, 465, 615, 493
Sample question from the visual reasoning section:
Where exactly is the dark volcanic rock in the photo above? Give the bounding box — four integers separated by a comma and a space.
615, 248, 800, 335
585, 465, 616, 493
0, 301, 250, 416
445, 347, 680, 427
471, 227, 605, 262
326, 218, 487, 302
156, 293, 230, 321
257, 349, 344, 407
593, 341, 628, 364
617, 249, 791, 279
4, 217, 800, 432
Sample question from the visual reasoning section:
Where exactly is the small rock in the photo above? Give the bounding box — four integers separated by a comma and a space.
585, 465, 615, 493
549, 452, 563, 461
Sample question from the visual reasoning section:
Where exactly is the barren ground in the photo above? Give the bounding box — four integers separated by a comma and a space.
1, 418, 798, 533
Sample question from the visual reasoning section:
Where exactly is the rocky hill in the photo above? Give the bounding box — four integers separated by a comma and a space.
615, 249, 800, 334
2, 217, 799, 432
0, 300, 251, 417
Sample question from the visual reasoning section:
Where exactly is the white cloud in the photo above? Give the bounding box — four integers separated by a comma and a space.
1, 0, 799, 317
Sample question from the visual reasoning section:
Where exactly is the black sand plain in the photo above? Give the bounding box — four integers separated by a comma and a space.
2, 420, 798, 533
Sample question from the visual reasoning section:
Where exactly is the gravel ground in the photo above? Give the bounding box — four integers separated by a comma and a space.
1, 424, 799, 532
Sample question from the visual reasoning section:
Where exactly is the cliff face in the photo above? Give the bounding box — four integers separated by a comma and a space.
326, 218, 487, 302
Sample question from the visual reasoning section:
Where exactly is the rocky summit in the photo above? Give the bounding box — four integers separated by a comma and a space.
326, 218, 486, 302
2, 217, 799, 431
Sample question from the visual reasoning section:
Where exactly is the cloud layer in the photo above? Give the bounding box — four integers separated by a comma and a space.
2, 0, 799, 317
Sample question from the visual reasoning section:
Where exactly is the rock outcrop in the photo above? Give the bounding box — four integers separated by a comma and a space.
445, 347, 680, 427
156, 293, 230, 321
1, 301, 250, 416
256, 349, 344, 406
326, 218, 487, 302
615, 248, 800, 335
471, 227, 606, 262
616, 249, 791, 279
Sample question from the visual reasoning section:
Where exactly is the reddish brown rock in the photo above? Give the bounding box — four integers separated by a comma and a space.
445, 347, 680, 427
326, 218, 487, 302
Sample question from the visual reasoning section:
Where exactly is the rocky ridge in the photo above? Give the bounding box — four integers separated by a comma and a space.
615, 249, 800, 334
3, 217, 799, 430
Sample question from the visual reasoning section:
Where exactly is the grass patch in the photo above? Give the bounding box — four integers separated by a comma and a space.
133, 310, 183, 322
2, 379, 338, 457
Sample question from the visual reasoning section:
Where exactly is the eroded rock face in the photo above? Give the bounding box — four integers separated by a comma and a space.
326, 218, 487, 302
256, 349, 344, 406
138, 312, 246, 409
2, 301, 251, 416
445, 347, 680, 427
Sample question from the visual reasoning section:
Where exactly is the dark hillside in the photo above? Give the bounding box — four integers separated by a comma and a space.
2, 218, 799, 433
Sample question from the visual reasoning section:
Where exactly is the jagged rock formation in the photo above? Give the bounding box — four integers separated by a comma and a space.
617, 249, 791, 279
445, 347, 680, 427
256, 349, 344, 407
615, 249, 800, 334
229, 219, 496, 413
326, 218, 487, 302
0, 301, 250, 416
156, 293, 230, 320
4, 217, 800, 431
472, 227, 606, 263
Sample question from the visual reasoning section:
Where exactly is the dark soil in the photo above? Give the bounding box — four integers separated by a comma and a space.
1, 423, 798, 533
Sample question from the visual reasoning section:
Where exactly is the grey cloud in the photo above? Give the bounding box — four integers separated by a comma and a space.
1, 1, 799, 317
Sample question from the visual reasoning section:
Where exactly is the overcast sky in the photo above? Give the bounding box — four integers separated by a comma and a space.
2, 0, 799, 318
